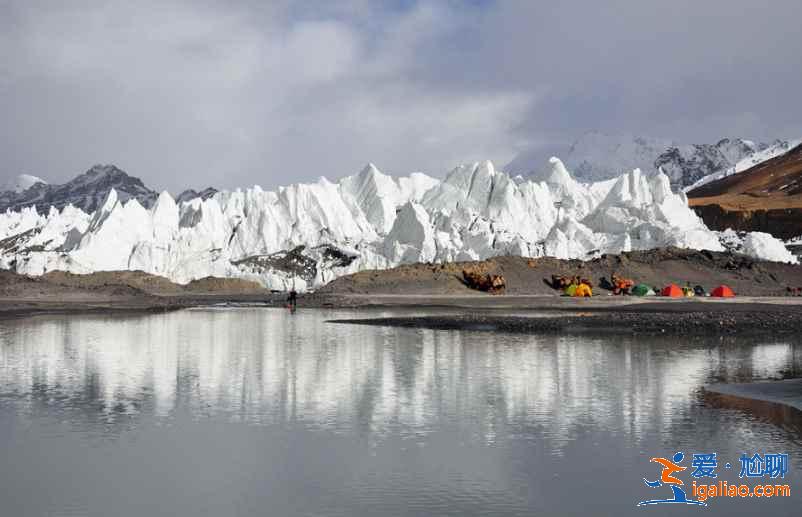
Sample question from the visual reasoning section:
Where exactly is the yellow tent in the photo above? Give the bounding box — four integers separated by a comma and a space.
574, 284, 592, 297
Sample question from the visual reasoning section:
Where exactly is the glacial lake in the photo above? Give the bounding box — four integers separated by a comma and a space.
1, 308, 800, 516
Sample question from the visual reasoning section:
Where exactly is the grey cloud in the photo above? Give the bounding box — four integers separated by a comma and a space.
0, 0, 800, 193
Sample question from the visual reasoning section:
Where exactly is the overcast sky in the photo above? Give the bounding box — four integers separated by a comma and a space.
1, 0, 801, 192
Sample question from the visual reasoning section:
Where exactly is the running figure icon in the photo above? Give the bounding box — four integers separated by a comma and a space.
638, 452, 706, 506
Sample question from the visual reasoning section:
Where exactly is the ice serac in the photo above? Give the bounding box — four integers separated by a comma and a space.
741, 233, 797, 263
543, 216, 602, 260
397, 173, 439, 202
0, 157, 797, 290
384, 201, 436, 263
423, 160, 498, 214
128, 191, 180, 275
339, 163, 404, 234
71, 189, 154, 272
422, 160, 558, 246
581, 168, 724, 255
339, 164, 439, 236
546, 157, 602, 221
151, 191, 179, 242
281, 176, 376, 247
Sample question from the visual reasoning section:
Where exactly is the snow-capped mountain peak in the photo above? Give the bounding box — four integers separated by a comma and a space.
510, 131, 674, 182
79, 164, 156, 193
508, 131, 790, 191
2, 174, 47, 193
0, 165, 216, 214
684, 139, 801, 192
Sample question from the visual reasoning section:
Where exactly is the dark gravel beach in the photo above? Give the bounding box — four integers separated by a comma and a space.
330, 307, 802, 335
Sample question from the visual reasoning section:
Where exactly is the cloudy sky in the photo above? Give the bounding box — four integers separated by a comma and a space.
1, 0, 801, 192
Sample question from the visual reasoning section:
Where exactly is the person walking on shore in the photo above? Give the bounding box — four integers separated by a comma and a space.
287, 288, 297, 312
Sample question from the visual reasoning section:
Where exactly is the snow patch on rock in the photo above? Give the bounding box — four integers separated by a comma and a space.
741, 232, 797, 264
2, 174, 47, 193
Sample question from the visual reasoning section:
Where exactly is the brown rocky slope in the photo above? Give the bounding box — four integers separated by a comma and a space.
688, 142, 802, 240
0, 269, 272, 317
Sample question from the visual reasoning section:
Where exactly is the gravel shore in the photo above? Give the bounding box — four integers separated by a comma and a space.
329, 306, 802, 335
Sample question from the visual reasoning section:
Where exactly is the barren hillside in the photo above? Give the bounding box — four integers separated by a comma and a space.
688, 143, 802, 239
319, 248, 802, 297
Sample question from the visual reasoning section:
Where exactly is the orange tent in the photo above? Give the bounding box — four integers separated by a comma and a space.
711, 285, 735, 298
661, 284, 683, 297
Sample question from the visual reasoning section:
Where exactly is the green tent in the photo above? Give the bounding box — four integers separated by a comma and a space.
564, 284, 578, 296
632, 283, 654, 296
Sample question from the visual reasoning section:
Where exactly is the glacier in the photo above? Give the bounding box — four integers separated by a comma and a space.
0, 158, 796, 291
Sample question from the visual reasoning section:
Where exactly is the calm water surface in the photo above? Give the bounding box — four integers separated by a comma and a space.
1, 308, 801, 516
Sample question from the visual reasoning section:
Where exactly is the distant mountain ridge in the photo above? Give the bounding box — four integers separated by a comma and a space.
3, 133, 790, 213
0, 165, 215, 213
507, 132, 791, 190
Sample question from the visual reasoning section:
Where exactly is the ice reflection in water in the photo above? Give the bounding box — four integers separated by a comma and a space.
0, 308, 800, 516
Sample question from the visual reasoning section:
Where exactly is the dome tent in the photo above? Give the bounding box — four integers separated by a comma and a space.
661, 284, 683, 297
711, 285, 735, 297
564, 284, 578, 296
632, 284, 655, 296
574, 283, 592, 297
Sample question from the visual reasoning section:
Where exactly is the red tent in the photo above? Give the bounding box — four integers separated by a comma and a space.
711, 285, 735, 297
661, 284, 683, 297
